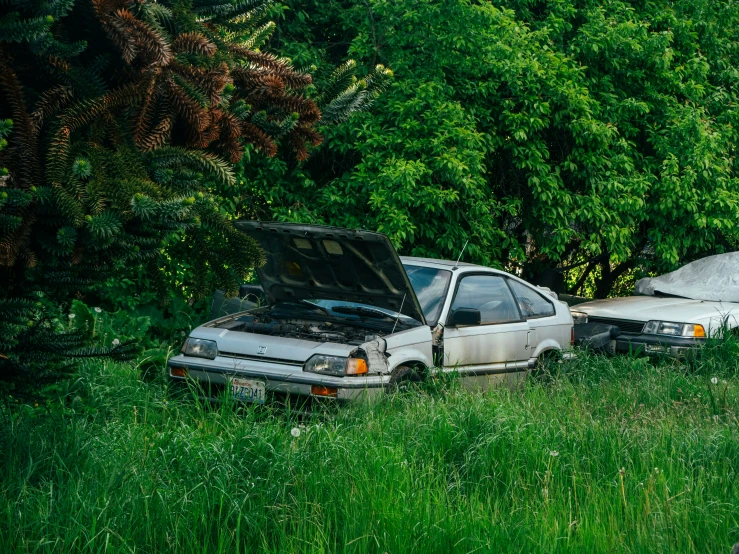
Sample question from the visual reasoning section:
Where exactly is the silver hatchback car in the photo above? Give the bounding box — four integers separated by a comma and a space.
168, 222, 574, 404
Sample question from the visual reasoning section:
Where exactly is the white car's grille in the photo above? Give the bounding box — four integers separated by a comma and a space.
218, 352, 303, 367
587, 317, 645, 334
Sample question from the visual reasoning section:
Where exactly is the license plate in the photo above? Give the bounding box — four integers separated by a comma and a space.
231, 378, 266, 404
645, 344, 669, 353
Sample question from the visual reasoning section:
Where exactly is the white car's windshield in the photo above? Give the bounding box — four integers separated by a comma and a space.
403, 264, 452, 326
274, 265, 452, 328
307, 299, 420, 327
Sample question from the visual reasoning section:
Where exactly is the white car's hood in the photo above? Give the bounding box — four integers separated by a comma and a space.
190, 324, 431, 366
576, 296, 739, 325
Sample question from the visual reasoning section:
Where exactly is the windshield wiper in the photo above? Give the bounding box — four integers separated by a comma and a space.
331, 305, 395, 320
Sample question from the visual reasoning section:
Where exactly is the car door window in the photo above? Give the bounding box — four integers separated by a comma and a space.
507, 279, 555, 318
450, 275, 522, 324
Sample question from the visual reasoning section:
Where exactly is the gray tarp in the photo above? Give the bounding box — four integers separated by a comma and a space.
635, 252, 739, 302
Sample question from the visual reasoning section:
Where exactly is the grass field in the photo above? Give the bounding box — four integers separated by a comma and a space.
1, 344, 738, 553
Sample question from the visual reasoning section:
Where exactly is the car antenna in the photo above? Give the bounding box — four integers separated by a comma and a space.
452, 240, 469, 271
392, 293, 406, 334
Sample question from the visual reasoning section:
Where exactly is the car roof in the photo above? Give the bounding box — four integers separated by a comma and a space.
400, 256, 501, 273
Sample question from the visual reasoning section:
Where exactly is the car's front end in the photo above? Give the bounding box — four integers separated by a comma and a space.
167, 305, 432, 405
168, 221, 434, 406
571, 296, 734, 357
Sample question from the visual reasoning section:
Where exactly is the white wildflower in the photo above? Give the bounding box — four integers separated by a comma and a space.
550, 450, 559, 457
112, 338, 120, 346
68, 313, 76, 319
94, 307, 102, 313
290, 427, 300, 438
710, 377, 718, 385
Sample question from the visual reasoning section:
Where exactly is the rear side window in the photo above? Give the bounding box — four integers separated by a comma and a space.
450, 274, 522, 324
507, 279, 555, 319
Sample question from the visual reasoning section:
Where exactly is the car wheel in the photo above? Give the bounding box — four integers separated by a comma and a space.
388, 365, 424, 392
532, 350, 562, 381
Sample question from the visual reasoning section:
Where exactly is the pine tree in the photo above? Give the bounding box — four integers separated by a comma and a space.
0, 0, 390, 393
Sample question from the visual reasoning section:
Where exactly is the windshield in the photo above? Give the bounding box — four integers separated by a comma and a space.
264, 292, 423, 328
402, 264, 452, 326
305, 299, 421, 327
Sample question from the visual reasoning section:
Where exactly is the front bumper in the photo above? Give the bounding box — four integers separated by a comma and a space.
613, 333, 704, 357
167, 354, 389, 402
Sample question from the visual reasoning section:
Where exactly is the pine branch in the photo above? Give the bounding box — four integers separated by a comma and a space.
0, 13, 54, 43
173, 32, 217, 57
147, 146, 236, 187
30, 85, 74, 133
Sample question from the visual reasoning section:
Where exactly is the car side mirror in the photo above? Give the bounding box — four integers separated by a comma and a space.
449, 308, 481, 327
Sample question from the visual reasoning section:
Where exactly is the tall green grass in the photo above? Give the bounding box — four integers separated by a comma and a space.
1, 346, 738, 553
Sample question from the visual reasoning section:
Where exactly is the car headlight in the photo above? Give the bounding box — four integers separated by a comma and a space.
303, 355, 368, 376
570, 311, 588, 324
182, 338, 218, 359
643, 321, 706, 338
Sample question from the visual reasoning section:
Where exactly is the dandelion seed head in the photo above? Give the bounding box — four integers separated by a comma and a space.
68, 313, 76, 319
550, 450, 559, 457
291, 427, 300, 438
94, 307, 102, 313
112, 338, 120, 346
711, 376, 718, 385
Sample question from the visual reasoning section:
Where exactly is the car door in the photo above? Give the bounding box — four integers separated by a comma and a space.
506, 278, 559, 356
443, 273, 530, 373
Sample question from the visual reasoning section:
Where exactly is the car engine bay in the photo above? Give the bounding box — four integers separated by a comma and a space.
215, 313, 385, 346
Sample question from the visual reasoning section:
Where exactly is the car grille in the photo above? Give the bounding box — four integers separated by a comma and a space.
218, 352, 302, 367
587, 317, 645, 334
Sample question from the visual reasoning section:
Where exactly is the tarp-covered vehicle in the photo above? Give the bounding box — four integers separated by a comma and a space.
572, 253, 739, 356
168, 222, 574, 405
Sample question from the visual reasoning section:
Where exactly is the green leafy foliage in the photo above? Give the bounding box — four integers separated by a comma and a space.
69, 300, 152, 347
0, 295, 140, 399
252, 0, 739, 295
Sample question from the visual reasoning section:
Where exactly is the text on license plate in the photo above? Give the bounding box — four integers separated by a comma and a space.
231, 378, 266, 404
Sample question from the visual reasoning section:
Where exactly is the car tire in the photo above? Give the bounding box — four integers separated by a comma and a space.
388, 365, 424, 392
532, 350, 562, 381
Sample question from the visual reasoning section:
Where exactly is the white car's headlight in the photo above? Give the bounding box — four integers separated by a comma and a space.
643, 321, 706, 338
304, 355, 368, 376
182, 338, 218, 359
570, 311, 588, 324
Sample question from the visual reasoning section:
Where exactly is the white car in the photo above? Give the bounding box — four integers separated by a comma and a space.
168, 222, 574, 404
573, 253, 739, 356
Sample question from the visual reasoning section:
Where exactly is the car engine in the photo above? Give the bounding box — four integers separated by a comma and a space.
216, 313, 383, 345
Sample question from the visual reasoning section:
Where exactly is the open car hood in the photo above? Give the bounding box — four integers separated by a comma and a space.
235, 221, 427, 325
635, 252, 739, 302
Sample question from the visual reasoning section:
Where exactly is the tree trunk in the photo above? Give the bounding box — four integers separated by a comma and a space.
594, 260, 634, 298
